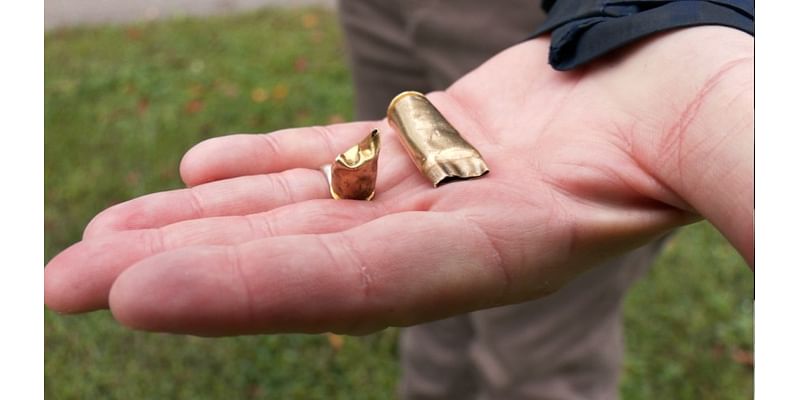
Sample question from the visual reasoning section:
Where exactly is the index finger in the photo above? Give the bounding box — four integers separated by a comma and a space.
180, 121, 381, 186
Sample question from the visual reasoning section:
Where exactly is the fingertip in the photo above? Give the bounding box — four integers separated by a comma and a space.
44, 255, 70, 313
109, 247, 251, 335
179, 139, 208, 187
44, 243, 104, 313
107, 266, 151, 332
108, 253, 176, 333
82, 201, 139, 240
82, 208, 116, 240
179, 134, 258, 187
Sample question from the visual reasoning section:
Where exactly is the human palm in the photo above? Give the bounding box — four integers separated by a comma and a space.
45, 27, 754, 335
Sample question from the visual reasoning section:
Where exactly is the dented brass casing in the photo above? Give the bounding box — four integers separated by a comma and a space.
324, 129, 380, 200
387, 91, 489, 187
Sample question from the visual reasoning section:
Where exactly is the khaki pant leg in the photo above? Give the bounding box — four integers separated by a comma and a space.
467, 241, 665, 400
337, 1, 432, 120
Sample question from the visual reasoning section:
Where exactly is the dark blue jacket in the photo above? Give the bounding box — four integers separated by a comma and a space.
533, 0, 755, 70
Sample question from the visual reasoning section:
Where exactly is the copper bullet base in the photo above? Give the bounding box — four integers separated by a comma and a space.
323, 129, 380, 201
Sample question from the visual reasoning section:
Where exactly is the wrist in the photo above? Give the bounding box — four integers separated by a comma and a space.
626, 27, 754, 264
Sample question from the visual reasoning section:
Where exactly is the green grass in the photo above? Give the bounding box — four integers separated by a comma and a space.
45, 8, 753, 399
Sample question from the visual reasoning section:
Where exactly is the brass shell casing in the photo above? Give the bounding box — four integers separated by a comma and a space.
325, 129, 380, 200
387, 91, 489, 187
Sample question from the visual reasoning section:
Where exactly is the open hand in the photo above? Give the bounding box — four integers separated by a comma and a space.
44, 27, 753, 336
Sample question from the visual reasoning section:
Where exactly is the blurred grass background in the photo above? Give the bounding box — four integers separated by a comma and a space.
44, 7, 753, 399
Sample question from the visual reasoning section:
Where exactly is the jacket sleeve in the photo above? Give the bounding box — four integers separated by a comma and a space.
531, 0, 754, 70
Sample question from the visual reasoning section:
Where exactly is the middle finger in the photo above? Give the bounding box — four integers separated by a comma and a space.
46, 199, 389, 313
83, 168, 329, 238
